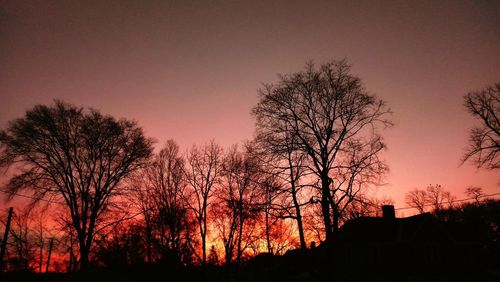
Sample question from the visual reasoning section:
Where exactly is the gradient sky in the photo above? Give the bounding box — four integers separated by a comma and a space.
1, 0, 499, 212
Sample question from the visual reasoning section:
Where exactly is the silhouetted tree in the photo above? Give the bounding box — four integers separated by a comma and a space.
257, 174, 298, 254
6, 209, 34, 271
253, 60, 392, 240
0, 101, 154, 269
184, 140, 223, 266
425, 184, 455, 214
327, 136, 388, 232
146, 140, 189, 263
127, 173, 156, 264
465, 186, 483, 205
93, 223, 147, 268
462, 83, 500, 169
255, 129, 310, 249
405, 185, 455, 214
405, 188, 428, 214
214, 145, 263, 264
128, 140, 192, 265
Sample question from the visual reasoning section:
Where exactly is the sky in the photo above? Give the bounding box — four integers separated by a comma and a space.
1, 0, 499, 212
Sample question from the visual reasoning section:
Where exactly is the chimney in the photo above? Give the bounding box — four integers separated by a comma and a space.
382, 205, 395, 219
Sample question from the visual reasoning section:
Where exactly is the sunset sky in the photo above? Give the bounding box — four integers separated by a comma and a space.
1, 0, 499, 212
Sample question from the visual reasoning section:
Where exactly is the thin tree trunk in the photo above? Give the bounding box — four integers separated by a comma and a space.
45, 238, 54, 273
201, 215, 207, 267
265, 205, 272, 253
145, 216, 152, 263
0, 207, 13, 272
291, 187, 306, 249
39, 239, 44, 273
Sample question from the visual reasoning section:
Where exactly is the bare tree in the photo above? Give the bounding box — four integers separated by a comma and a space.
425, 184, 455, 212
128, 140, 190, 264
253, 60, 392, 240
465, 186, 483, 204
462, 83, 500, 169
184, 140, 223, 266
213, 145, 262, 264
0, 101, 154, 269
150, 140, 189, 262
6, 209, 35, 271
327, 136, 389, 232
255, 129, 310, 249
405, 185, 455, 214
405, 189, 428, 214
127, 173, 156, 263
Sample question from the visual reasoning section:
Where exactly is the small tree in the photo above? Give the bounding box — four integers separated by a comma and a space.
0, 101, 154, 269
405, 189, 428, 214
462, 83, 500, 169
405, 185, 455, 214
425, 184, 455, 213
465, 186, 483, 204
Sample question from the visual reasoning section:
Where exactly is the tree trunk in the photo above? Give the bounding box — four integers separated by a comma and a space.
79, 246, 89, 270
78, 235, 91, 270
45, 238, 54, 273
321, 176, 333, 242
265, 206, 272, 253
291, 185, 306, 249
39, 239, 44, 273
145, 217, 153, 263
201, 216, 207, 267
0, 207, 13, 272
332, 207, 340, 235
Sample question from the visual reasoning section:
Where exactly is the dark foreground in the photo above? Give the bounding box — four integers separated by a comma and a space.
1, 245, 499, 282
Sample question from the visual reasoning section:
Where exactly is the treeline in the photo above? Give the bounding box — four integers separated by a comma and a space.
0, 137, 390, 272
1, 60, 497, 273
0, 60, 393, 271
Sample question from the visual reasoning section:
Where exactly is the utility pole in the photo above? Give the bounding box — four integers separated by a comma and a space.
0, 207, 13, 272
45, 237, 54, 273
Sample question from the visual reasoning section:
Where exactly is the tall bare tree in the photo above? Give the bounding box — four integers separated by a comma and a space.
255, 128, 310, 249
213, 145, 262, 264
0, 101, 154, 269
253, 60, 392, 240
184, 140, 223, 266
149, 140, 189, 262
129, 140, 189, 263
462, 83, 500, 169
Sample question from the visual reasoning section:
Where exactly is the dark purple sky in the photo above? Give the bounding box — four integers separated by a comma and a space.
1, 0, 499, 211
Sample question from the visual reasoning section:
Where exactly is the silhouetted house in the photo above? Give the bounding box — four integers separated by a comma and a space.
240, 205, 488, 282
327, 205, 482, 282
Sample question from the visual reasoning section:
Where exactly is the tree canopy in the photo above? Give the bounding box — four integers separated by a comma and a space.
0, 101, 154, 269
